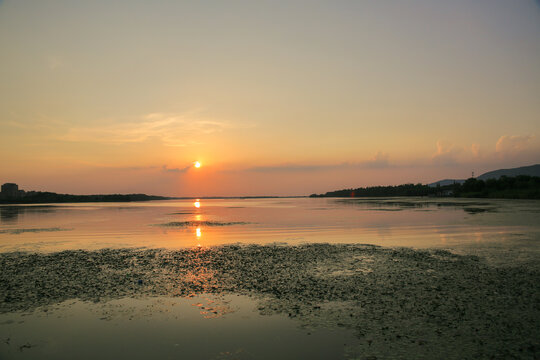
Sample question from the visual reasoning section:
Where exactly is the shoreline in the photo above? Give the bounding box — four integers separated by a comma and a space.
2, 195, 540, 206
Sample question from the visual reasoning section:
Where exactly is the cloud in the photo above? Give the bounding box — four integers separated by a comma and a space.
243, 153, 392, 173
161, 164, 191, 173
431, 140, 462, 165
428, 136, 539, 167
363, 151, 390, 168
60, 112, 244, 146
471, 143, 481, 158
495, 135, 535, 155
245, 164, 334, 173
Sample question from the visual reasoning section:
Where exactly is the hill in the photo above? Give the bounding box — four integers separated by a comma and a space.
477, 164, 540, 180
428, 179, 465, 188
429, 164, 540, 186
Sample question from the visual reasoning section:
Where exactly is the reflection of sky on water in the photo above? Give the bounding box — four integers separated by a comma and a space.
0, 294, 359, 359
0, 198, 538, 253
0, 205, 58, 223
1, 214, 539, 359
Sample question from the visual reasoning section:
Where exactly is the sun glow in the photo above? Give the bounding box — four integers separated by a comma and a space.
194, 161, 201, 168
194, 201, 201, 208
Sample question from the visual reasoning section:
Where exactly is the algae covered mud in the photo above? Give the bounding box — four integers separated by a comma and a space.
1, 198, 540, 359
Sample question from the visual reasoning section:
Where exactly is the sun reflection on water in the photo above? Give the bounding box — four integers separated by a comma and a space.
181, 246, 234, 318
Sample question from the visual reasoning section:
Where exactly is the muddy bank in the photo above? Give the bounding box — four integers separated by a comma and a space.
1, 244, 539, 359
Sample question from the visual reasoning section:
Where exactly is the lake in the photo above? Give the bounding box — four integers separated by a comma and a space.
1, 197, 540, 359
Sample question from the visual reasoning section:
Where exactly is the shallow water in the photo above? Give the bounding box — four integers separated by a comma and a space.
1, 197, 539, 254
1, 198, 539, 359
0, 295, 359, 360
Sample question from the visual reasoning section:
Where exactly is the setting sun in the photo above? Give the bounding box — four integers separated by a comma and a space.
194, 161, 201, 168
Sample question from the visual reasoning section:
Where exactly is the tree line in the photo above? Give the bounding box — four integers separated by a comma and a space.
0, 192, 169, 204
310, 175, 540, 199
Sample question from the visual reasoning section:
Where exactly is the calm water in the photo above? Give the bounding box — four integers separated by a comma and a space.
1, 197, 540, 359
1, 197, 539, 253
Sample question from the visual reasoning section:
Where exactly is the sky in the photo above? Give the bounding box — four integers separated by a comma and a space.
0, 0, 539, 196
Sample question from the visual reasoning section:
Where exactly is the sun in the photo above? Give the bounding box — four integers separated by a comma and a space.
194, 161, 201, 168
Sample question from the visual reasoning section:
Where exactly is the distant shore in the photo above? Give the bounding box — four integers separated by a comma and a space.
310, 175, 540, 200
0, 193, 306, 204
2, 175, 540, 205
0, 192, 170, 204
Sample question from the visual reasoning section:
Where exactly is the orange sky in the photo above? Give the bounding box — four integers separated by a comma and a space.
1, 1, 539, 196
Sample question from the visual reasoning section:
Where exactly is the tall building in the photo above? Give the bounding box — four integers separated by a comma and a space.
1, 183, 20, 199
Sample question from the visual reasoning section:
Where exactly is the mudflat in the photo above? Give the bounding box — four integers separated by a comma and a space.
1, 243, 539, 359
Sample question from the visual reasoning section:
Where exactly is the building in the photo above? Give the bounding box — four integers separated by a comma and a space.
0, 183, 25, 199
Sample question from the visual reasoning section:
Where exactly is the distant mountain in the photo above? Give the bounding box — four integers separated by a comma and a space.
429, 164, 540, 187
428, 179, 465, 188
477, 164, 540, 180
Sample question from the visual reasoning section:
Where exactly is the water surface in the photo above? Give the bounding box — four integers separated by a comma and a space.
1, 198, 539, 359
1, 197, 539, 255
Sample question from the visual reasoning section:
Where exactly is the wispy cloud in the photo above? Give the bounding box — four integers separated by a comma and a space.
161, 164, 191, 173
245, 164, 334, 173
2, 115, 64, 131
59, 112, 246, 146
243, 152, 392, 173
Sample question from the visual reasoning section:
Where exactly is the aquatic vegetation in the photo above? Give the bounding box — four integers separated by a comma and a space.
0, 244, 539, 358
463, 207, 496, 214
334, 198, 499, 214
0, 227, 71, 235
156, 221, 250, 227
